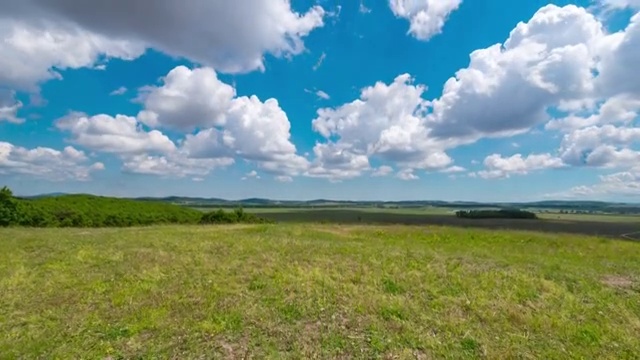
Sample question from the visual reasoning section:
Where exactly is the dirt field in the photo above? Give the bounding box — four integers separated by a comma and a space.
252, 209, 640, 240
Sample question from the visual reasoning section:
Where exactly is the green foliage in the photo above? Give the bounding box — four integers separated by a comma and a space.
0, 187, 269, 228
200, 207, 272, 224
455, 209, 538, 219
15, 194, 203, 227
0, 186, 19, 227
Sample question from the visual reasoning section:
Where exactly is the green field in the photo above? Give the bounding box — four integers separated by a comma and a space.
192, 206, 456, 215
2, 225, 639, 358
537, 212, 640, 223
194, 206, 640, 223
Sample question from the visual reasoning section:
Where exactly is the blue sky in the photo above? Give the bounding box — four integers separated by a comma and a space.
1, 0, 640, 201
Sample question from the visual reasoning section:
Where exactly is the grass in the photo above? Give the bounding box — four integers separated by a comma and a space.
1, 224, 640, 358
537, 212, 640, 223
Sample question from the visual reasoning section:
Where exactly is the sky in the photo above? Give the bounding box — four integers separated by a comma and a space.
1, 0, 640, 202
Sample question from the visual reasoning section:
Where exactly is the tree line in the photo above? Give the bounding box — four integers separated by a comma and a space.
0, 186, 270, 228
455, 209, 538, 220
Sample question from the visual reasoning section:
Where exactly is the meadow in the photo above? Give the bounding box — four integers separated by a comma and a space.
2, 224, 640, 359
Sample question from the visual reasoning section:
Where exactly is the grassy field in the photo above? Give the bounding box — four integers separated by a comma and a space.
2, 225, 640, 358
537, 212, 640, 223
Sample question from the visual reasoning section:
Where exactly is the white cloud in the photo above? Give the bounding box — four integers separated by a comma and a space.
389, 0, 462, 40
440, 165, 466, 174
428, 4, 604, 141
312, 74, 451, 177
122, 153, 233, 178
372, 165, 394, 177
304, 88, 330, 100
275, 175, 293, 182
56, 113, 176, 154
242, 170, 261, 180
315, 90, 330, 100
0, 89, 23, 123
546, 95, 640, 132
599, 0, 640, 10
559, 125, 640, 167
56, 65, 308, 179
109, 86, 127, 96
5, 0, 325, 74
0, 17, 144, 92
313, 52, 326, 71
359, 1, 372, 14
137, 66, 236, 131
0, 141, 104, 181
396, 168, 419, 181
554, 168, 640, 198
595, 13, 640, 97
306, 143, 370, 181
474, 153, 565, 179
183, 94, 309, 176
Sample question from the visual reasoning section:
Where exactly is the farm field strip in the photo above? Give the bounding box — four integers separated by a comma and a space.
237, 209, 640, 239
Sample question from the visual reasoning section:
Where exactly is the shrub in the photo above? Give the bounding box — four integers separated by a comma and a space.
0, 186, 19, 227
455, 209, 538, 220
200, 208, 271, 224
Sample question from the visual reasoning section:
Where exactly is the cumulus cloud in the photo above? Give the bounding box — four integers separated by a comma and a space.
0, 141, 104, 181
311, 74, 453, 180
372, 165, 394, 177
0, 17, 144, 92
473, 153, 565, 179
137, 66, 236, 131
428, 5, 603, 141
396, 168, 419, 181
3, 0, 325, 74
241, 170, 261, 180
389, 0, 462, 40
558, 125, 640, 167
546, 95, 640, 132
56, 113, 176, 154
122, 153, 233, 178
303, 4, 640, 184
182, 94, 309, 176
595, 13, 640, 97
552, 168, 640, 198
57, 65, 308, 179
306, 143, 370, 181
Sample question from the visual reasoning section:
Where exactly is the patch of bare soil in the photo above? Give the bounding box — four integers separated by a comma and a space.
601, 275, 635, 289
310, 225, 356, 237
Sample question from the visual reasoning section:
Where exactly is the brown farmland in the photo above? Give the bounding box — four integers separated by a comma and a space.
255, 209, 640, 240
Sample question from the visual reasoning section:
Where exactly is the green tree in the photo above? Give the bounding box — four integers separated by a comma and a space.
0, 186, 19, 227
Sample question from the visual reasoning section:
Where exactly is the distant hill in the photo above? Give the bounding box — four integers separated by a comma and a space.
23, 193, 640, 213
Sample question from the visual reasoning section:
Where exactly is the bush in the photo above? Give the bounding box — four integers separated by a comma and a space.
1, 187, 203, 228
0, 186, 273, 228
0, 187, 19, 227
455, 209, 538, 220
200, 208, 271, 225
